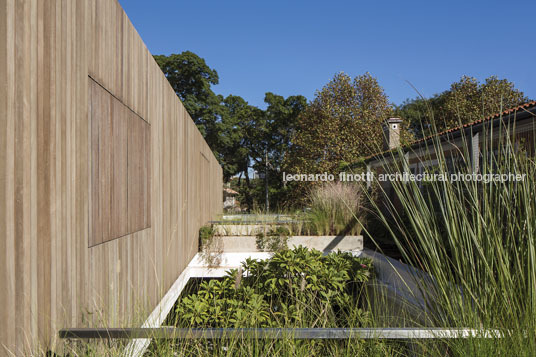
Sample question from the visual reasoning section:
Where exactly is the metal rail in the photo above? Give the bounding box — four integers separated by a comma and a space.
59, 327, 503, 340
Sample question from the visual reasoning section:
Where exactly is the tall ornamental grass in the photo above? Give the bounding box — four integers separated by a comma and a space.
308, 182, 366, 236
364, 114, 536, 355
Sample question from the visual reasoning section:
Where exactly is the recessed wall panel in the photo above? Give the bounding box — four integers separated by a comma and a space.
90, 78, 151, 246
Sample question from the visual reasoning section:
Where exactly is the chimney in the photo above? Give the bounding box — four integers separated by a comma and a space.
383, 117, 402, 150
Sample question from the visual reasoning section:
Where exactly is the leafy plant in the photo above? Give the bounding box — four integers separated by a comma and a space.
174, 247, 373, 329
198, 224, 223, 267
199, 225, 215, 246
255, 226, 290, 252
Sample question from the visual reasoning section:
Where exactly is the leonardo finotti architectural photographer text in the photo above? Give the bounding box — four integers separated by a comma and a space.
282, 172, 526, 183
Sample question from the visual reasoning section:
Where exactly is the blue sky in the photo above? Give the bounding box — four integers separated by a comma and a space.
119, 0, 535, 108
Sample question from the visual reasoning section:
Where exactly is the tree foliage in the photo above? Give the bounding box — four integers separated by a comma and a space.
224, 93, 306, 209
154, 51, 224, 150
154, 51, 306, 194
218, 95, 261, 181
283, 73, 402, 200
397, 75, 529, 138
155, 51, 530, 211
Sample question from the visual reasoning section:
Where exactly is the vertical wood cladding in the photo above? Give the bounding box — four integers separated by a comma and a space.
89, 79, 151, 246
0, 0, 223, 354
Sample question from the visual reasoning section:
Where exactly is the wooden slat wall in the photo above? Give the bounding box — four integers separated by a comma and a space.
89, 79, 152, 246
0, 0, 223, 355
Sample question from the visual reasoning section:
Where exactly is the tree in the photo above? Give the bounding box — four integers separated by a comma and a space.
394, 95, 444, 139
397, 76, 529, 138
283, 72, 402, 204
223, 93, 306, 210
251, 93, 307, 210
220, 95, 262, 192
285, 72, 395, 175
155, 51, 248, 181
154, 50, 309, 209
154, 51, 224, 144
249, 93, 307, 172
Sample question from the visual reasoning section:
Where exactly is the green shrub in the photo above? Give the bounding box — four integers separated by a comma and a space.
198, 224, 222, 267
174, 246, 373, 328
199, 224, 215, 246
255, 226, 290, 252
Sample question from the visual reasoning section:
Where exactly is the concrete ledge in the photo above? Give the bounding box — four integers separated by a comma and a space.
214, 224, 277, 236
217, 235, 363, 253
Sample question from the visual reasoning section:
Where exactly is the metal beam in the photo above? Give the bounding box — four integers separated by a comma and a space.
59, 327, 503, 340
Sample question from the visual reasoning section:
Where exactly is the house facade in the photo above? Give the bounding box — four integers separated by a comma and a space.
364, 102, 536, 211
367, 101, 536, 180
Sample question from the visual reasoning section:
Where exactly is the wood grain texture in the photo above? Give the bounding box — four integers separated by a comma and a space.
110, 91, 128, 240
89, 79, 150, 245
0, 0, 223, 355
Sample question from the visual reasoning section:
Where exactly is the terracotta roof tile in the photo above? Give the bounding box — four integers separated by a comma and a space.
366, 101, 536, 161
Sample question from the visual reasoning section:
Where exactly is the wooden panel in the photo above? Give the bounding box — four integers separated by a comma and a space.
143, 118, 151, 228
127, 109, 150, 233
0, 0, 8, 350
111, 94, 128, 239
90, 78, 150, 246
0, 0, 223, 354
90, 79, 111, 246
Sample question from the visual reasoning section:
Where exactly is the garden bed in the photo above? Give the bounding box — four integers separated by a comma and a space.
145, 247, 393, 356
